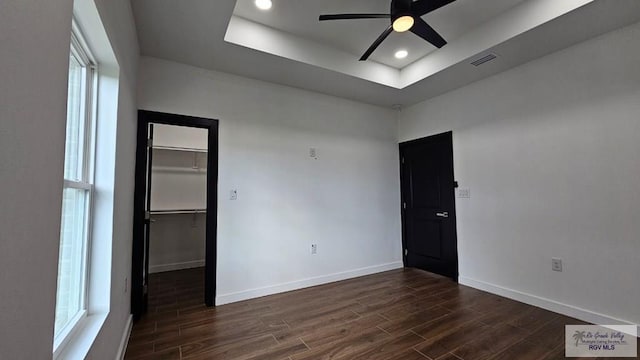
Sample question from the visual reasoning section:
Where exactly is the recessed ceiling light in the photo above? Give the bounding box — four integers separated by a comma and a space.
395, 50, 408, 59
255, 0, 272, 10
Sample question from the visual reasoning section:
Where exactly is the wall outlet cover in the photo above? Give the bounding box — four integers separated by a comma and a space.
552, 258, 563, 272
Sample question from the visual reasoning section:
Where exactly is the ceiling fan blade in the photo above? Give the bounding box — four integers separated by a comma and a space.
360, 25, 394, 61
319, 14, 390, 21
410, 18, 447, 48
411, 0, 456, 16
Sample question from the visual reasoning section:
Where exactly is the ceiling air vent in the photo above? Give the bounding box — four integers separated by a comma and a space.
470, 53, 498, 67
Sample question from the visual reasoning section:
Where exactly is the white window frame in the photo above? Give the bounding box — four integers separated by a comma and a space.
53, 19, 98, 356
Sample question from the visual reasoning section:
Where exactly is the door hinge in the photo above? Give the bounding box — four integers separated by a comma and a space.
145, 211, 151, 220
403, 202, 407, 210
401, 157, 405, 164
147, 138, 153, 148
404, 249, 408, 256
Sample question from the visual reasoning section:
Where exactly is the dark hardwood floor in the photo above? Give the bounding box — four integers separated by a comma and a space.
125, 268, 636, 360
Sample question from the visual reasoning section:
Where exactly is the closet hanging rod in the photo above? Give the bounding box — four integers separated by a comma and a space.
150, 209, 207, 215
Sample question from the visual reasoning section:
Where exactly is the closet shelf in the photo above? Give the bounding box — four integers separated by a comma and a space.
150, 209, 206, 215
153, 145, 208, 153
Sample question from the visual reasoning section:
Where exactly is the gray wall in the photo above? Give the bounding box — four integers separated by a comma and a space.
0, 1, 74, 358
399, 21, 640, 325
0, 0, 139, 358
138, 57, 403, 305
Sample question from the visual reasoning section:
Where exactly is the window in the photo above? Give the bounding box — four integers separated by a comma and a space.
54, 24, 97, 348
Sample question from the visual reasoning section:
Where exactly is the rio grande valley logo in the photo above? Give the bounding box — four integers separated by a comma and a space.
566, 325, 637, 357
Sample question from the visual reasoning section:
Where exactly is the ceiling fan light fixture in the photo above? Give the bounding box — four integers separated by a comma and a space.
255, 0, 272, 11
392, 15, 414, 32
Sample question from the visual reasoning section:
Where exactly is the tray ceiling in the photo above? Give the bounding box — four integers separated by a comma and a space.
131, 0, 640, 106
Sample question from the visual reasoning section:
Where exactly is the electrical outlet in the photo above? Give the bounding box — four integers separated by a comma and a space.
230, 190, 237, 200
552, 258, 563, 272
311, 244, 317, 254
310, 148, 317, 159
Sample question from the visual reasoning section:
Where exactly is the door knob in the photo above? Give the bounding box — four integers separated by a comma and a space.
436, 212, 449, 218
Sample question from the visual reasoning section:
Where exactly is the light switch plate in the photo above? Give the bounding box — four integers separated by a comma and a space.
458, 188, 471, 198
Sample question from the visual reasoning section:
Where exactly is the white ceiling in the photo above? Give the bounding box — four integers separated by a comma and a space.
131, 0, 640, 107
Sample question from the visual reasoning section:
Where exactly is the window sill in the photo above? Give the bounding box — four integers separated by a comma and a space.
54, 312, 107, 360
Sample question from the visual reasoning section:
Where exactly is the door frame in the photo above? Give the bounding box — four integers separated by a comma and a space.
132, 110, 219, 319
399, 131, 459, 281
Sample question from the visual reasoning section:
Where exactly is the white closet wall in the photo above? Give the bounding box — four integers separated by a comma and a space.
149, 124, 208, 273
150, 149, 207, 211
153, 123, 208, 150
149, 213, 206, 273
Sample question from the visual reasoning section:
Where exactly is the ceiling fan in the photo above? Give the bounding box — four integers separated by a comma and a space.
319, 0, 456, 61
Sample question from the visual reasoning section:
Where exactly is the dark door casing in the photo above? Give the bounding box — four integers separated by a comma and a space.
400, 131, 458, 280
132, 110, 219, 320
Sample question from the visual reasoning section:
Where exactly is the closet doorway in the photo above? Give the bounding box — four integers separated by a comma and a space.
132, 110, 218, 320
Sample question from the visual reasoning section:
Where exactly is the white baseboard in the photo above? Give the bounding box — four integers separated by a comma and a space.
459, 276, 635, 326
216, 261, 404, 305
115, 315, 133, 360
149, 260, 205, 274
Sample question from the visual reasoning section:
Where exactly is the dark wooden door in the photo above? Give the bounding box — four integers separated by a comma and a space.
400, 132, 458, 280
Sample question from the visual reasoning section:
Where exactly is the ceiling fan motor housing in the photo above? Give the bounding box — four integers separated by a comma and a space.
391, 0, 413, 22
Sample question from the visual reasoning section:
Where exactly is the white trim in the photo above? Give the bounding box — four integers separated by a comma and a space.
64, 179, 93, 190
53, 310, 87, 356
53, 313, 107, 360
216, 261, 404, 305
115, 315, 133, 360
70, 20, 98, 185
459, 276, 636, 326
71, 20, 97, 66
149, 260, 205, 274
